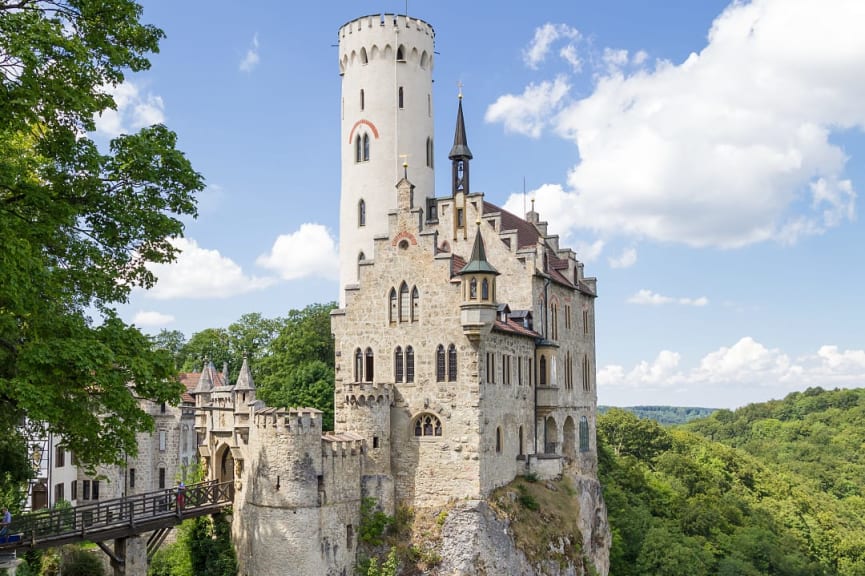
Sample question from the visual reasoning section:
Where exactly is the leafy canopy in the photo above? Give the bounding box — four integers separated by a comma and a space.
0, 0, 203, 471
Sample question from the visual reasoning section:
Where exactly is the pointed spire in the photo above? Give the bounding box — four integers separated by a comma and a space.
234, 355, 256, 391
459, 223, 499, 275
448, 96, 473, 161
193, 359, 216, 394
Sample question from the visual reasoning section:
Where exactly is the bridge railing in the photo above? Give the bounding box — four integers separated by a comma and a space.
2, 480, 233, 547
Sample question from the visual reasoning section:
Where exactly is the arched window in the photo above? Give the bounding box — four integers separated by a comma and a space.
406, 346, 415, 383
399, 282, 410, 322
396, 45, 405, 61
426, 137, 434, 168
551, 302, 559, 339
496, 427, 502, 453
355, 135, 362, 163
354, 348, 363, 382
539, 356, 547, 387
358, 199, 366, 227
398, 86, 404, 109
389, 288, 397, 324
394, 347, 404, 382
362, 133, 370, 162
447, 344, 457, 382
579, 416, 590, 452
481, 278, 489, 300
411, 286, 419, 322
469, 277, 477, 299
583, 354, 591, 391
435, 345, 445, 382
360, 88, 365, 110
358, 252, 365, 279
413, 414, 442, 437
364, 348, 374, 382
360, 47, 368, 64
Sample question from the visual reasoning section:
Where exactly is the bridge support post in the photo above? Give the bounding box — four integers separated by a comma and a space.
99, 535, 148, 576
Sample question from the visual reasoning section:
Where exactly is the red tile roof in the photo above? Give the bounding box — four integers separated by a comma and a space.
493, 318, 541, 338
178, 372, 199, 403
483, 201, 540, 249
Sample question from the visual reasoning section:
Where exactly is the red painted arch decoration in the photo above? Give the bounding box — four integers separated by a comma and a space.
392, 230, 418, 246
348, 119, 380, 143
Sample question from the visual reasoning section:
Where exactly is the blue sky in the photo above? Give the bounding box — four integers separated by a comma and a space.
109, 0, 865, 409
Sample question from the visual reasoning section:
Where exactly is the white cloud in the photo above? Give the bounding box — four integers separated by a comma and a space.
133, 310, 175, 327
608, 247, 637, 269
599, 338, 865, 408
489, 0, 864, 248
559, 45, 582, 72
146, 238, 275, 300
257, 223, 338, 280
485, 76, 570, 138
239, 33, 260, 72
94, 80, 165, 137
628, 289, 708, 306
523, 23, 580, 69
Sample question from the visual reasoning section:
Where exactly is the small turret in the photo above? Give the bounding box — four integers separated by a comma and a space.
458, 223, 499, 342
233, 355, 256, 414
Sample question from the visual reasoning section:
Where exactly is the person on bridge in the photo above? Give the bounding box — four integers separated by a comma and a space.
176, 482, 186, 511
0, 507, 10, 538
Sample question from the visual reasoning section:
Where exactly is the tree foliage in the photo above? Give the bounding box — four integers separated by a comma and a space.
0, 0, 203, 470
600, 387, 865, 575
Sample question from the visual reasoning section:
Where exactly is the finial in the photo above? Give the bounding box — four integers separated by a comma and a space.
476, 216, 481, 227
457, 80, 463, 100
531, 198, 535, 212
399, 153, 410, 179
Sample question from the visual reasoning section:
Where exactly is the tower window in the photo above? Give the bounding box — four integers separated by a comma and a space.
436, 345, 445, 382
496, 427, 502, 453
365, 348, 375, 382
426, 137, 434, 168
447, 344, 457, 382
358, 199, 366, 227
426, 198, 437, 222
355, 135, 362, 163
360, 47, 368, 65
355, 348, 363, 382
389, 288, 397, 324
362, 133, 370, 162
579, 416, 590, 452
159, 467, 166, 489
411, 286, 419, 322
394, 346, 404, 383
469, 277, 477, 299
360, 89, 365, 110
481, 278, 489, 301
396, 45, 405, 61
399, 282, 410, 322
457, 207, 464, 228
398, 86, 404, 109
406, 346, 415, 382
540, 356, 547, 387
428, 93, 431, 117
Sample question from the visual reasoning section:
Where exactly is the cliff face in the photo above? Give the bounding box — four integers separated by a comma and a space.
433, 472, 610, 576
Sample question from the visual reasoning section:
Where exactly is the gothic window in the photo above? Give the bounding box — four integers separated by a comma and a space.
565, 351, 573, 389
398, 86, 404, 109
469, 277, 477, 299
565, 305, 572, 329
539, 356, 547, 387
362, 133, 370, 162
360, 88, 365, 110
158, 467, 166, 489
413, 414, 442, 437
354, 348, 363, 382
358, 199, 366, 226
579, 416, 590, 452
528, 358, 533, 387
551, 303, 559, 339
447, 344, 457, 382
406, 346, 415, 382
583, 309, 589, 335
365, 348, 374, 382
389, 288, 397, 324
399, 282, 410, 322
411, 286, 419, 322
481, 278, 489, 300
583, 354, 591, 391
355, 135, 362, 163
396, 45, 405, 61
360, 47, 368, 65
436, 345, 445, 382
394, 347, 404, 382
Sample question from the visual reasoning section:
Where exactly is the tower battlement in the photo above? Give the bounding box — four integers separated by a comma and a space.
253, 407, 323, 435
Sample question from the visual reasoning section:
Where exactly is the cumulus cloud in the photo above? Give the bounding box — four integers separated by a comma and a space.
133, 310, 175, 327
628, 289, 708, 306
146, 238, 275, 300
489, 0, 864, 248
94, 80, 165, 137
608, 247, 637, 269
599, 338, 865, 408
485, 76, 570, 138
239, 33, 260, 72
257, 223, 339, 280
523, 23, 581, 69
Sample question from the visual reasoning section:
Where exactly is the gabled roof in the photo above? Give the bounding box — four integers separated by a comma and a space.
493, 318, 540, 338
483, 201, 540, 249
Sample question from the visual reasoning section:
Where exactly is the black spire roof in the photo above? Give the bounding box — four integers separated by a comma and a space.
448, 97, 473, 160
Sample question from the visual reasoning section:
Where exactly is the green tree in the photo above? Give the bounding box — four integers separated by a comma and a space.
257, 303, 337, 429
0, 1, 203, 470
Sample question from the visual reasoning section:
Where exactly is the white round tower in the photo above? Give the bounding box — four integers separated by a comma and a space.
337, 14, 436, 303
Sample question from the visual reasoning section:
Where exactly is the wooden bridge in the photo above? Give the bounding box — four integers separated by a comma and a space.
0, 480, 233, 574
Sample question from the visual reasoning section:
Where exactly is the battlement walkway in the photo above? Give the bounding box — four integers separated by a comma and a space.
0, 480, 232, 564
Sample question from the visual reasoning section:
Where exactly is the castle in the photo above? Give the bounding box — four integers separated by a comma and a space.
188, 13, 601, 576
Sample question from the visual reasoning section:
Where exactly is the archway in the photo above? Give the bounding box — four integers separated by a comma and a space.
544, 416, 559, 455
563, 416, 576, 461
215, 444, 235, 485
